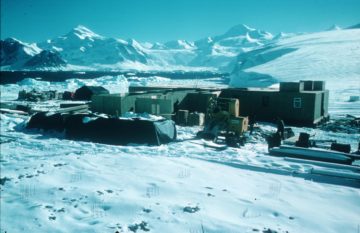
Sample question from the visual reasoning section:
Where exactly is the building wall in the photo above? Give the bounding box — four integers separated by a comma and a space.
277, 92, 317, 124
323, 90, 329, 116
91, 90, 200, 117
219, 89, 327, 125
179, 92, 218, 113
313, 93, 322, 122
91, 94, 123, 116
104, 95, 123, 116
92, 87, 329, 126
135, 98, 173, 118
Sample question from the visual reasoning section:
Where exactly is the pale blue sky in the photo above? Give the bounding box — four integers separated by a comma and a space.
1, 0, 360, 43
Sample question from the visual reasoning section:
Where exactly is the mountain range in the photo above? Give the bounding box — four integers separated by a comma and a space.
1, 23, 359, 87
0, 24, 278, 72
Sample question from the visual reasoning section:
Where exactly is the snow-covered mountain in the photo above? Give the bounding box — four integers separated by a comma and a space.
1, 23, 359, 74
229, 28, 360, 97
190, 24, 274, 71
39, 25, 149, 67
0, 38, 42, 69
0, 24, 274, 71
163, 40, 196, 50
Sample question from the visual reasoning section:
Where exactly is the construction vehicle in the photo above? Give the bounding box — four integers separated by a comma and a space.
197, 97, 248, 147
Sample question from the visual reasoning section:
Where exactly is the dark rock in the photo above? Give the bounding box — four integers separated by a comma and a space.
24, 50, 66, 68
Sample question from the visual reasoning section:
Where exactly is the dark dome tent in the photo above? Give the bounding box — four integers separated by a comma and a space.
27, 113, 176, 146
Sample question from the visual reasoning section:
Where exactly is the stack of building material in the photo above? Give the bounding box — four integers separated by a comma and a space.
280, 82, 305, 92
176, 110, 189, 125
217, 98, 239, 117
188, 112, 205, 126
228, 116, 248, 135
295, 132, 311, 148
269, 145, 354, 165
18, 90, 63, 102
331, 143, 351, 153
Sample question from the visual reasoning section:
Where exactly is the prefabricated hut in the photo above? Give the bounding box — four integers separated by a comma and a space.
219, 81, 329, 126
91, 87, 220, 119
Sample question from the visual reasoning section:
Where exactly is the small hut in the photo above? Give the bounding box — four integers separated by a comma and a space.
74, 85, 109, 101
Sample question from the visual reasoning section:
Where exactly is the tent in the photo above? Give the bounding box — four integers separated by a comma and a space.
27, 113, 176, 146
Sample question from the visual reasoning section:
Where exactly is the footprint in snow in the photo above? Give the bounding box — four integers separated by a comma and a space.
102, 205, 111, 211
0, 177, 11, 185
89, 220, 100, 225
128, 221, 150, 232
97, 190, 104, 195
183, 206, 200, 213
53, 163, 67, 167
57, 208, 65, 213
272, 212, 280, 217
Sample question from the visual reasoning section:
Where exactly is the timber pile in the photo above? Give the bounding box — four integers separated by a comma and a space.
0, 102, 89, 115
269, 145, 356, 165
18, 89, 63, 102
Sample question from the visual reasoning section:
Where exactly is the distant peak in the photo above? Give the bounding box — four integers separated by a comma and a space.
233, 24, 255, 31
327, 24, 342, 31
3, 37, 23, 43
225, 24, 256, 36
127, 38, 139, 45
127, 38, 144, 49
273, 32, 294, 40
74, 25, 90, 31
67, 25, 103, 40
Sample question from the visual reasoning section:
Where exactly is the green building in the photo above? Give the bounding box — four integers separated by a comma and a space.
91, 87, 219, 119
219, 81, 329, 126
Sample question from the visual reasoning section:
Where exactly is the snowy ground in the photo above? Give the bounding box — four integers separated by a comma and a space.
1, 76, 360, 233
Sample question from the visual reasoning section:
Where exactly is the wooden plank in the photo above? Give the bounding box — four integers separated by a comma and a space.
52, 104, 89, 114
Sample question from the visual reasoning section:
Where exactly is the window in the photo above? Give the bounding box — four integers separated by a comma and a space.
293, 97, 302, 108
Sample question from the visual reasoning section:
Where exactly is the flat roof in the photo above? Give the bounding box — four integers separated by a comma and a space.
224, 88, 327, 94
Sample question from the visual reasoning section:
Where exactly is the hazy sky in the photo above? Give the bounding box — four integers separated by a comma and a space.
1, 0, 360, 43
